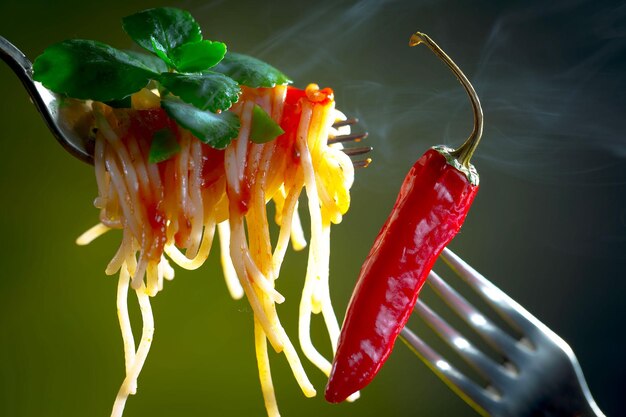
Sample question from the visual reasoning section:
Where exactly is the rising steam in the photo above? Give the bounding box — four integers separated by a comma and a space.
189, 0, 626, 186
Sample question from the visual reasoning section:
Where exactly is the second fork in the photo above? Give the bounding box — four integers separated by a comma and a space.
400, 248, 605, 417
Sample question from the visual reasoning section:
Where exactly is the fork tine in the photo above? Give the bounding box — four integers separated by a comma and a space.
332, 118, 358, 128
342, 146, 373, 157
414, 299, 513, 389
427, 271, 526, 363
440, 248, 539, 337
329, 116, 371, 168
399, 326, 497, 416
328, 132, 368, 145
352, 158, 372, 169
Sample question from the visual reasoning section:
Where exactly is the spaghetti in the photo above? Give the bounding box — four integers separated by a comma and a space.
76, 83, 357, 416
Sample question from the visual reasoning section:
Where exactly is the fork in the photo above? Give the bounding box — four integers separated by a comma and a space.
0, 36, 94, 164
400, 248, 605, 417
0, 35, 370, 166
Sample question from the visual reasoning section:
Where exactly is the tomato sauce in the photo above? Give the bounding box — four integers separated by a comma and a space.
122, 84, 336, 244
123, 108, 176, 258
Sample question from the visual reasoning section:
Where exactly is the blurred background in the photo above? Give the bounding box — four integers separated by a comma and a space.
1, 0, 625, 416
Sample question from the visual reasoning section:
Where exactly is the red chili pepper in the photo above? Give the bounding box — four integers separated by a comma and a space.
325, 32, 484, 403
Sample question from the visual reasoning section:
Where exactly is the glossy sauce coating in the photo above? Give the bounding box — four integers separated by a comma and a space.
124, 108, 176, 260
120, 87, 334, 251
325, 148, 478, 403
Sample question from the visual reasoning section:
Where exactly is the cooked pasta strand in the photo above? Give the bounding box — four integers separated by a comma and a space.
164, 217, 216, 270
297, 113, 334, 375
76, 223, 110, 246
255, 318, 280, 417
83, 84, 355, 417
111, 284, 154, 417
272, 185, 302, 275
217, 220, 244, 299
116, 264, 137, 395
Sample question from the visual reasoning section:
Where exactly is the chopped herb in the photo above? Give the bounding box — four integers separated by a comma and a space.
33, 40, 156, 101
213, 52, 291, 88
250, 104, 284, 143
159, 72, 240, 113
161, 98, 240, 149
149, 127, 181, 163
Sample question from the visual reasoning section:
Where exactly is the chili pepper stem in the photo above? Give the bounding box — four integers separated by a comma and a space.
410, 32, 484, 171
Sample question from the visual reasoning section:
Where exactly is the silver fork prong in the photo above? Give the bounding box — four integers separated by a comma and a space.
352, 158, 372, 169
328, 132, 368, 145
404, 249, 605, 417
342, 146, 373, 156
400, 326, 498, 416
428, 271, 526, 363
414, 299, 514, 390
440, 248, 539, 339
332, 117, 358, 128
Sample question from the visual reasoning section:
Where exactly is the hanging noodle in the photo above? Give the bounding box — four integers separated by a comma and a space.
78, 83, 357, 417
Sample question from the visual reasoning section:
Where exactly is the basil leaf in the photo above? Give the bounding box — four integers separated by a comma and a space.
150, 37, 174, 67
125, 50, 169, 73
213, 52, 291, 88
159, 72, 240, 113
161, 98, 240, 149
170, 40, 227, 72
149, 127, 180, 163
33, 40, 157, 101
122, 7, 202, 57
250, 105, 284, 143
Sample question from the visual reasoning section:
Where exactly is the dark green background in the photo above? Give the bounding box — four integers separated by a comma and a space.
1, 0, 624, 416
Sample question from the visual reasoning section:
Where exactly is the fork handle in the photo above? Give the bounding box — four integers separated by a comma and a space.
0, 36, 34, 78
0, 36, 46, 114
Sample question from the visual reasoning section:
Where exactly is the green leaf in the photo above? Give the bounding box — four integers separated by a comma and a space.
125, 50, 169, 73
250, 105, 284, 143
104, 97, 132, 109
170, 40, 227, 72
150, 37, 174, 67
159, 72, 240, 113
149, 127, 181, 163
122, 7, 202, 57
213, 52, 291, 88
161, 97, 240, 149
33, 40, 157, 101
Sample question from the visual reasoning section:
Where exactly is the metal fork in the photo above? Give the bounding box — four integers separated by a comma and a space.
0, 36, 94, 164
0, 35, 371, 167
400, 248, 605, 417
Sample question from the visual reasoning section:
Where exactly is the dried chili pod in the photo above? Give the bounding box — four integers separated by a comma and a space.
325, 32, 483, 403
